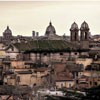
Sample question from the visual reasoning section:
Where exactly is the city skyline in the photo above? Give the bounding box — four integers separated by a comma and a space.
0, 1, 100, 36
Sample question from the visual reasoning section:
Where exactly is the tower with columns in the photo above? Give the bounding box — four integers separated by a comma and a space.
80, 21, 90, 41
70, 22, 79, 41
70, 21, 90, 49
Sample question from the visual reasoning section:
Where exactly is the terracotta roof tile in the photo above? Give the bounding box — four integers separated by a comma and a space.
34, 67, 48, 72
53, 63, 66, 73
55, 74, 73, 81
7, 40, 78, 52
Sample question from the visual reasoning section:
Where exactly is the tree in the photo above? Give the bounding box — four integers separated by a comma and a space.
84, 85, 100, 100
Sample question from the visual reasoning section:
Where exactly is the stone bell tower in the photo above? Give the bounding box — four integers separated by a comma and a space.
80, 21, 89, 41
80, 21, 90, 49
70, 22, 79, 41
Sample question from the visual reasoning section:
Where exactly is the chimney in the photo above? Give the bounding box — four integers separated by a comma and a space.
32, 31, 35, 37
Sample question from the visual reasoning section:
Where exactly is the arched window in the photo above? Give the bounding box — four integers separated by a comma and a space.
75, 32, 77, 41
85, 32, 88, 40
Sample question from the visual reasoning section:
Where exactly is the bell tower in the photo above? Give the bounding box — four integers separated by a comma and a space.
70, 22, 79, 41
80, 21, 90, 49
80, 21, 89, 41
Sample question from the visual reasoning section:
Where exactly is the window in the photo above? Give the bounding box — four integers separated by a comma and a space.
11, 47, 14, 51
69, 84, 71, 88
43, 53, 47, 56
75, 32, 77, 40
61, 83, 64, 87
60, 53, 63, 55
94, 82, 97, 86
76, 72, 78, 76
75, 52, 77, 55
85, 32, 88, 39
90, 81, 92, 85
17, 76, 20, 82
76, 80, 78, 84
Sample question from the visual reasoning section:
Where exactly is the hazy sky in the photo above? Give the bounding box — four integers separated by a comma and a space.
0, 1, 100, 36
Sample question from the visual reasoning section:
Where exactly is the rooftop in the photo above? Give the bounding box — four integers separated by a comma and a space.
66, 63, 84, 72
7, 40, 78, 53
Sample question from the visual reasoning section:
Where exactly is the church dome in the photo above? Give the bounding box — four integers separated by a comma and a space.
70, 22, 79, 31
80, 21, 89, 30
3, 26, 12, 35
45, 22, 56, 36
